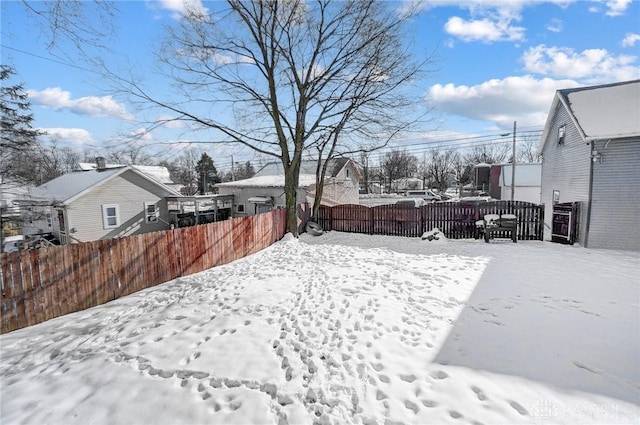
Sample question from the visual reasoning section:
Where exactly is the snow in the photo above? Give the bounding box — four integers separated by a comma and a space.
1, 232, 638, 424
216, 174, 318, 188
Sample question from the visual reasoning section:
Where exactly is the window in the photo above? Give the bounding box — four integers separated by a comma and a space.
102, 204, 120, 229
553, 190, 560, 204
236, 204, 245, 213
46, 209, 52, 228
557, 125, 566, 145
144, 202, 159, 223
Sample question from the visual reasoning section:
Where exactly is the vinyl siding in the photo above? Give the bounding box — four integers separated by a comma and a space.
540, 101, 592, 245
66, 170, 172, 242
587, 138, 640, 250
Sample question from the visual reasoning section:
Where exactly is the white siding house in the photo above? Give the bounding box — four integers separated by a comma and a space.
19, 166, 180, 244
537, 80, 640, 251
216, 159, 361, 215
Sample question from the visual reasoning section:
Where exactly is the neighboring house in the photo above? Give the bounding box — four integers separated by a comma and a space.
537, 80, 640, 251
391, 177, 423, 193
216, 158, 362, 215
1, 180, 34, 224
18, 163, 181, 244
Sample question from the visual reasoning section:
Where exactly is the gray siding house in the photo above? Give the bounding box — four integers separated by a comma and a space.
537, 80, 640, 251
216, 158, 361, 215
20, 165, 180, 244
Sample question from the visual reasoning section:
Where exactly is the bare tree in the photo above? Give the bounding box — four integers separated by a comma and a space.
121, 0, 428, 234
464, 143, 510, 165
424, 148, 457, 193
518, 133, 542, 163
451, 152, 473, 196
21, 1, 117, 53
357, 151, 372, 194
382, 149, 418, 193
105, 145, 153, 165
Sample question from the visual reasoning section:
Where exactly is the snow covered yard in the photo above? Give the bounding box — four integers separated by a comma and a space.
1, 232, 638, 425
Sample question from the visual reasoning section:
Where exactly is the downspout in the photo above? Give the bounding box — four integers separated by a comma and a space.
584, 141, 595, 248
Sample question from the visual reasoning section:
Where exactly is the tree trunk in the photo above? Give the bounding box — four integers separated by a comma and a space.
283, 158, 301, 236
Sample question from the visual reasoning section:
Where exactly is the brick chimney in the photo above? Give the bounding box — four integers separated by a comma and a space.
96, 156, 106, 171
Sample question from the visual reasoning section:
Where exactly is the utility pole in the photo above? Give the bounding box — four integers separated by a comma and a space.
511, 120, 516, 201
231, 156, 235, 181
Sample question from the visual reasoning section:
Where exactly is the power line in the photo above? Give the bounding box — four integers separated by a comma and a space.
1, 44, 98, 74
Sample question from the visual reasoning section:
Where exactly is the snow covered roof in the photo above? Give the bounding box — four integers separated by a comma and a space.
77, 163, 174, 184
538, 80, 640, 154
22, 167, 180, 205
255, 159, 352, 178
218, 158, 359, 189
565, 81, 640, 140
216, 174, 318, 188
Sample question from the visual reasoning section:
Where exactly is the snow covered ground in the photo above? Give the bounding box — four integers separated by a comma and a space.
1, 232, 638, 424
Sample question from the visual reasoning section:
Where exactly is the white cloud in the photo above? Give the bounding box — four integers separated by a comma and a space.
444, 16, 525, 43
588, 0, 632, 16
604, 0, 632, 16
28, 87, 134, 120
38, 128, 93, 147
546, 18, 563, 33
156, 0, 208, 20
522, 45, 639, 81
427, 76, 580, 128
622, 33, 640, 47
413, 1, 576, 43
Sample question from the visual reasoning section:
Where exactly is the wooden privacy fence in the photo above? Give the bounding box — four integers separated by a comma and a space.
317, 201, 544, 240
0, 209, 286, 334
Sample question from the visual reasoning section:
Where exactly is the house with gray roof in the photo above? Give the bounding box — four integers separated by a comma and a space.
537, 79, 640, 250
216, 158, 361, 215
18, 161, 180, 244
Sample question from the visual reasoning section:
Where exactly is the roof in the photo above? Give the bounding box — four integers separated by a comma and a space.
538, 80, 640, 154
254, 159, 353, 178
77, 163, 174, 184
23, 166, 180, 205
218, 158, 360, 188
216, 174, 318, 188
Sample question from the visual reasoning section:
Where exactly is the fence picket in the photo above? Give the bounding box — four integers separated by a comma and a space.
1, 209, 288, 333
318, 201, 544, 241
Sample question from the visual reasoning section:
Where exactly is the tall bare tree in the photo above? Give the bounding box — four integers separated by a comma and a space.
424, 148, 457, 193
518, 133, 542, 163
382, 149, 418, 193
464, 143, 510, 165
122, 0, 428, 234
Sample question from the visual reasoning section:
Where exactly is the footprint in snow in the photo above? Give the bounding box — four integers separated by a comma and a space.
430, 370, 448, 380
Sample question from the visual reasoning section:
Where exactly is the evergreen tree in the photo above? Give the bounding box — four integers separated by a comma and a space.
1, 65, 44, 181
195, 153, 220, 194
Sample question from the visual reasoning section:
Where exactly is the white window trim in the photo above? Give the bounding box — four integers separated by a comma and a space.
102, 204, 120, 229
144, 201, 160, 223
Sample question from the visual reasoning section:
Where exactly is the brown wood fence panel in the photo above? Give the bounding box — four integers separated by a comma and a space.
317, 201, 544, 241
0, 209, 288, 334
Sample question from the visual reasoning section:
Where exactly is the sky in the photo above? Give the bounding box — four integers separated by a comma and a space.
1, 232, 639, 423
1, 0, 639, 174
